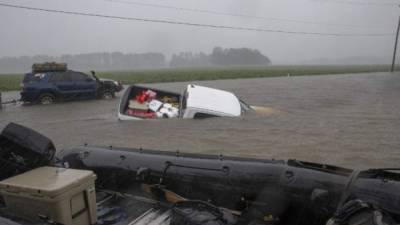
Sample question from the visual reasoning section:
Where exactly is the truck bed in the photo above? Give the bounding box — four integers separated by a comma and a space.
119, 85, 181, 120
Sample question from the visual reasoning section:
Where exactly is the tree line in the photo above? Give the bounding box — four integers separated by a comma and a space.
0, 47, 271, 73
170, 47, 271, 68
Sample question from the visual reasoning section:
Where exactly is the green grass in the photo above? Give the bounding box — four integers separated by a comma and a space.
0, 74, 23, 91
0, 65, 397, 92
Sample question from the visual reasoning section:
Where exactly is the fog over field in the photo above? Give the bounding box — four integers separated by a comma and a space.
0, 0, 398, 65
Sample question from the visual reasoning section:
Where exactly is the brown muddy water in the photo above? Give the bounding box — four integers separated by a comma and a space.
1, 72, 399, 169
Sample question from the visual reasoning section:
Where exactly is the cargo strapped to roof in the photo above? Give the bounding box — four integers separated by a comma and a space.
32, 62, 67, 73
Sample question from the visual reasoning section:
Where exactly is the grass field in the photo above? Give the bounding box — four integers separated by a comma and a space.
0, 74, 23, 92
0, 65, 396, 92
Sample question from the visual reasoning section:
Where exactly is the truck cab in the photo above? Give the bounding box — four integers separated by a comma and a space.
180, 84, 242, 119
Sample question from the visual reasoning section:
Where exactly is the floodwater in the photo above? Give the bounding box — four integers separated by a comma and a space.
1, 72, 399, 169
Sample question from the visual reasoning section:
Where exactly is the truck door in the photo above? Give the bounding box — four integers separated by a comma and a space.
70, 72, 97, 98
49, 72, 75, 99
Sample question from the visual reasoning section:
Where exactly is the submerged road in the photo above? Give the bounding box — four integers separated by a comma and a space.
1, 72, 399, 169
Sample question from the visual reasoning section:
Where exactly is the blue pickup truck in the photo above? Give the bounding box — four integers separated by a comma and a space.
20, 70, 123, 104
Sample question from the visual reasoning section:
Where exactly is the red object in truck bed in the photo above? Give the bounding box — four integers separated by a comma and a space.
125, 109, 155, 119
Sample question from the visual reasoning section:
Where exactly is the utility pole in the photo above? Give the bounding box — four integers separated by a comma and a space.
391, 15, 400, 72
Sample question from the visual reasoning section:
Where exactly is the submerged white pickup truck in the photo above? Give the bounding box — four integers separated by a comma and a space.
118, 84, 252, 120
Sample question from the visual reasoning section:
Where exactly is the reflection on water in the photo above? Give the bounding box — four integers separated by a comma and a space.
1, 72, 399, 169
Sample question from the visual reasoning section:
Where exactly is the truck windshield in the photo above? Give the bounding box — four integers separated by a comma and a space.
239, 99, 252, 112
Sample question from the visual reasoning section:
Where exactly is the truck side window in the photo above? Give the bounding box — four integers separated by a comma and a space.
70, 72, 87, 81
79, 72, 92, 81
193, 113, 216, 119
60, 72, 72, 82
48, 72, 63, 83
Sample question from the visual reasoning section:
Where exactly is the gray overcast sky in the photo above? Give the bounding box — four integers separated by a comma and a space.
0, 0, 399, 64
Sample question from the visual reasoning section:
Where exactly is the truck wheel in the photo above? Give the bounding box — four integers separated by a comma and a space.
102, 90, 115, 99
39, 93, 55, 105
